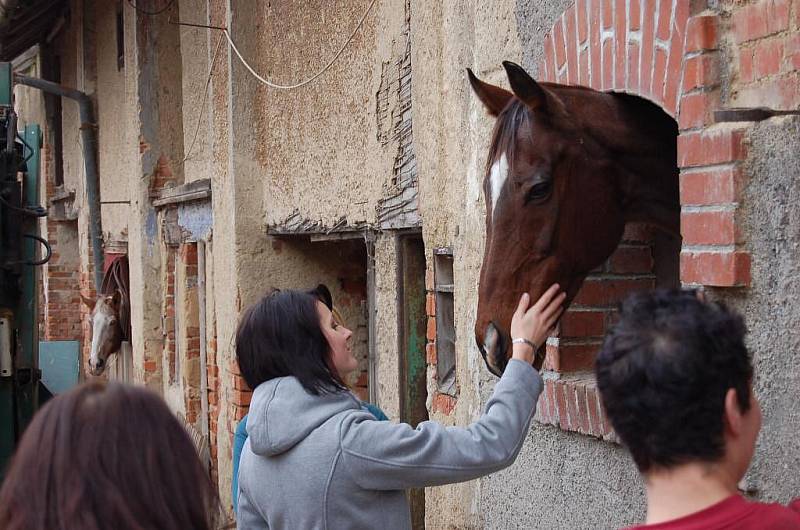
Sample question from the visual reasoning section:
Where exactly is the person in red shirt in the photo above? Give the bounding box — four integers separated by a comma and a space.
595, 289, 800, 529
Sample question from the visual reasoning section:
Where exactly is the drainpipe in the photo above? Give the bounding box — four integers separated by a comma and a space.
14, 73, 104, 292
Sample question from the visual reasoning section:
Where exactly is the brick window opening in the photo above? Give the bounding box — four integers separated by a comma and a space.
177, 242, 200, 425
163, 246, 177, 383
433, 249, 456, 397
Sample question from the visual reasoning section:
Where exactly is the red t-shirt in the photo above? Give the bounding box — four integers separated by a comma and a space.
626, 495, 800, 530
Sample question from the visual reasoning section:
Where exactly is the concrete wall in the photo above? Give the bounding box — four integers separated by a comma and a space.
700, 0, 800, 506
712, 116, 800, 503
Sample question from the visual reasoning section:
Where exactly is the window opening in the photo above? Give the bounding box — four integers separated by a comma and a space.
434, 249, 455, 395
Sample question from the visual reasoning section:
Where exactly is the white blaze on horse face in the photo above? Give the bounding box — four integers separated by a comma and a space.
489, 153, 509, 221
88, 309, 112, 374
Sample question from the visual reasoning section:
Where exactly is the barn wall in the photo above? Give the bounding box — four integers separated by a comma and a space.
690, 0, 800, 506
713, 118, 800, 502
16, 0, 800, 526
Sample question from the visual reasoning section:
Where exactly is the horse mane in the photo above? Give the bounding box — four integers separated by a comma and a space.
485, 98, 530, 176
100, 255, 131, 342
607, 91, 678, 149
486, 87, 677, 168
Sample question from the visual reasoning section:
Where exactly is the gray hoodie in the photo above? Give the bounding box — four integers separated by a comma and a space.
237, 359, 543, 529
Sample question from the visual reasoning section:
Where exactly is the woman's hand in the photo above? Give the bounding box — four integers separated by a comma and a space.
510, 284, 566, 364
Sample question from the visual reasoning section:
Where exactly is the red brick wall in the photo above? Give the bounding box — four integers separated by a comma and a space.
42, 227, 83, 342
733, 0, 800, 108
229, 360, 251, 454
179, 243, 201, 425
39, 143, 84, 344
424, 267, 457, 416
163, 247, 177, 381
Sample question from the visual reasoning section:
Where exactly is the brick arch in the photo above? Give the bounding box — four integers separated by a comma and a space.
539, 0, 689, 114
537, 0, 750, 289
529, 1, 752, 438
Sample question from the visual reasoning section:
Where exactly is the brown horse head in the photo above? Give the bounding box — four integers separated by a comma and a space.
469, 62, 680, 376
81, 291, 124, 376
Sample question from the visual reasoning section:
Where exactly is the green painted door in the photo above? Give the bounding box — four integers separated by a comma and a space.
398, 235, 428, 529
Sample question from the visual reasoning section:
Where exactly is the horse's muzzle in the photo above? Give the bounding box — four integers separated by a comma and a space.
479, 321, 508, 377
88, 357, 105, 376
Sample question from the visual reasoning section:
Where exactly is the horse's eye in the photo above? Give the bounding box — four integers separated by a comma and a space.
525, 180, 552, 203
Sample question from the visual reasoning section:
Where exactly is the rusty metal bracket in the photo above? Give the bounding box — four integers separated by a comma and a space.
715, 107, 800, 123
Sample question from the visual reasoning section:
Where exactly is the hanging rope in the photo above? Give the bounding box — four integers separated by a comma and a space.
223, 0, 377, 90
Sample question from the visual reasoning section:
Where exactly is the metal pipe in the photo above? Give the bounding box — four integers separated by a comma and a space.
14, 73, 104, 292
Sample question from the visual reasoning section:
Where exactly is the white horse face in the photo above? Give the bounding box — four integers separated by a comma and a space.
82, 292, 123, 376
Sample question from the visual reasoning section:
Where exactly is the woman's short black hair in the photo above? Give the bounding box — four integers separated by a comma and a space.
595, 289, 753, 473
235, 285, 345, 395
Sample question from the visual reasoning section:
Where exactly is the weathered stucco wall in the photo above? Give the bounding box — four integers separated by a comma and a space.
251, 0, 408, 228
95, 0, 133, 242
216, 0, 414, 507
58, 1, 84, 204
374, 233, 401, 419
712, 116, 800, 503
179, 0, 214, 184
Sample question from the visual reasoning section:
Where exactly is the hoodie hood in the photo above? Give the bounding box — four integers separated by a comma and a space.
247, 377, 361, 456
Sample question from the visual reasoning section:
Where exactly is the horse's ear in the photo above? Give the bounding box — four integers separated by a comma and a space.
467, 68, 513, 117
110, 290, 122, 309
80, 293, 96, 310
502, 61, 548, 111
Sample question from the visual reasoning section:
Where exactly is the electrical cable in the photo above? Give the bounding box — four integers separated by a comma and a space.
223, 0, 377, 90
19, 234, 52, 266
126, 0, 176, 16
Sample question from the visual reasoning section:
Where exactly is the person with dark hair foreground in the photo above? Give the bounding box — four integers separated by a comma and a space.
596, 289, 800, 529
0, 381, 221, 530
230, 288, 389, 514
236, 283, 565, 529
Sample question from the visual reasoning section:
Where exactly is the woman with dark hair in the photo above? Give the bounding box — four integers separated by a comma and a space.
230, 287, 388, 513
236, 282, 564, 529
0, 381, 221, 530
